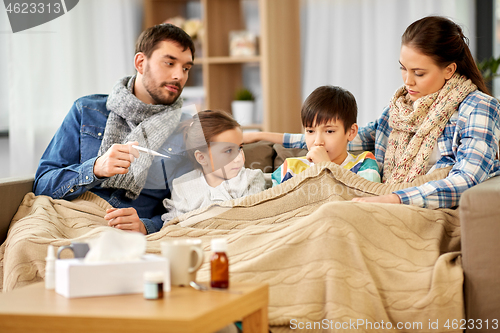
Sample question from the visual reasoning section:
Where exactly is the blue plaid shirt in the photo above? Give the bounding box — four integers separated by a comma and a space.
283, 90, 500, 209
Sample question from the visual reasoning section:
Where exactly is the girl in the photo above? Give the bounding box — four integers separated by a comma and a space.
161, 110, 266, 222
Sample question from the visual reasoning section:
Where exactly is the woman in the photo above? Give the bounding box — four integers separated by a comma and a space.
245, 16, 500, 209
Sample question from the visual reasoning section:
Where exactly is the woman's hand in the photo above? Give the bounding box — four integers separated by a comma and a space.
105, 207, 147, 235
352, 193, 401, 204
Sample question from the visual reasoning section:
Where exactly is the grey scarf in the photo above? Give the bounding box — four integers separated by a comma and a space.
98, 76, 183, 199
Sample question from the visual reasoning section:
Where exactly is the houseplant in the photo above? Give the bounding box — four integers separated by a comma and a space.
477, 56, 500, 82
231, 88, 255, 126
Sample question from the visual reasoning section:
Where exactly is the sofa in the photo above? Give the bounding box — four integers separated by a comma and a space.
1, 141, 499, 332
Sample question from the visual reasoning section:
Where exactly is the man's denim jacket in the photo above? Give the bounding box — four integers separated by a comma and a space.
34, 94, 192, 234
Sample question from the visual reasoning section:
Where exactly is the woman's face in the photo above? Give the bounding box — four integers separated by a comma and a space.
399, 44, 456, 102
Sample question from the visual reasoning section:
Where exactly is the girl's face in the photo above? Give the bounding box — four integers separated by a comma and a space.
399, 44, 456, 102
198, 127, 245, 187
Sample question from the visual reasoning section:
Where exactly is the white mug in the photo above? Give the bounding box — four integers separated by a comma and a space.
57, 242, 90, 259
161, 239, 204, 286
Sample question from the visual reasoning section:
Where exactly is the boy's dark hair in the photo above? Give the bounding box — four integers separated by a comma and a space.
301, 85, 357, 133
135, 23, 195, 60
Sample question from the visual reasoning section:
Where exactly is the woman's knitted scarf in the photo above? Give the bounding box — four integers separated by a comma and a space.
383, 73, 476, 183
98, 75, 183, 199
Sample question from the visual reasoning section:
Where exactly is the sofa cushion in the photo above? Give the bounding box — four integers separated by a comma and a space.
460, 175, 500, 325
242, 140, 276, 173
273, 144, 309, 171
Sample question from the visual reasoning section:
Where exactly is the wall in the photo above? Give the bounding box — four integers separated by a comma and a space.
1, 0, 143, 179
300, 0, 476, 127
0, 1, 486, 179
0, 138, 8, 178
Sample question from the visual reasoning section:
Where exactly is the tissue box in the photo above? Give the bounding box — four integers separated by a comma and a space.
55, 254, 170, 298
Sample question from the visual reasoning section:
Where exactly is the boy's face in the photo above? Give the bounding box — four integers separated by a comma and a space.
304, 118, 357, 165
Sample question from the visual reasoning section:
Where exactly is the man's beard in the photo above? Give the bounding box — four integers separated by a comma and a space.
142, 65, 183, 105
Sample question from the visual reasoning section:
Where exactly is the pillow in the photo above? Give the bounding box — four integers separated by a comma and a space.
273, 144, 309, 171
242, 141, 276, 173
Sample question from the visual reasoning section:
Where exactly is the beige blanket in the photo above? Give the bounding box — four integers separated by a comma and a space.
0, 163, 462, 332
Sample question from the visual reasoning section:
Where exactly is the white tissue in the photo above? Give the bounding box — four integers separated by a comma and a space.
84, 229, 146, 263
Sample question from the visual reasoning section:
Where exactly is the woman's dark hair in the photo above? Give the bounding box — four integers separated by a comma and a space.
301, 85, 357, 133
180, 110, 240, 165
402, 16, 489, 95
135, 23, 195, 60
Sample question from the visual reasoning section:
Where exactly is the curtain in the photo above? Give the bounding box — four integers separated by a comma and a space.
301, 0, 475, 127
4, 0, 143, 177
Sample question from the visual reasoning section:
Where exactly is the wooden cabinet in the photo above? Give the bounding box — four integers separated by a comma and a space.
143, 0, 302, 133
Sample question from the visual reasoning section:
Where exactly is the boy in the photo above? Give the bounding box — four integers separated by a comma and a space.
271, 85, 380, 185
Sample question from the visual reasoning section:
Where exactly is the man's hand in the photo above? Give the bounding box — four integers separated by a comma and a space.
306, 146, 330, 163
352, 193, 402, 204
94, 141, 140, 178
105, 207, 147, 235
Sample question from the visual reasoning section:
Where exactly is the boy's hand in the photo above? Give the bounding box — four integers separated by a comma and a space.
306, 146, 330, 163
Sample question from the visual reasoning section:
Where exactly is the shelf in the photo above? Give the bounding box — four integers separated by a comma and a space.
208, 56, 260, 64
142, 0, 302, 133
194, 56, 260, 65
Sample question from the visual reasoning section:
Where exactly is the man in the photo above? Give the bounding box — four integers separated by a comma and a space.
34, 24, 195, 235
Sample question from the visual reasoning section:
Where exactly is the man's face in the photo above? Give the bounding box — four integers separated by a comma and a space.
140, 40, 193, 105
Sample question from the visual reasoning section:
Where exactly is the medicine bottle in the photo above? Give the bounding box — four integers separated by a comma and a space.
210, 238, 229, 289
143, 271, 164, 300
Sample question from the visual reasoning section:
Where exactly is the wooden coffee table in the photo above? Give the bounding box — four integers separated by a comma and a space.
0, 282, 268, 333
